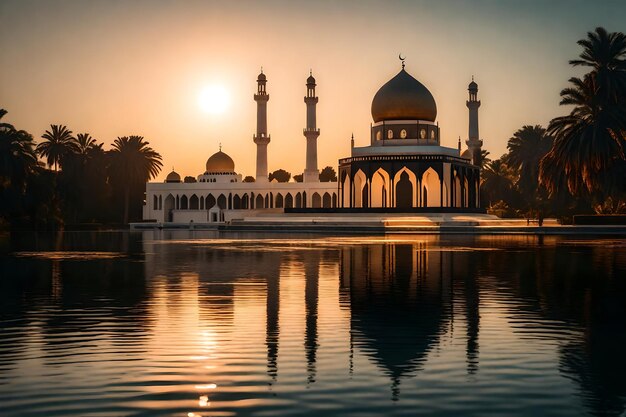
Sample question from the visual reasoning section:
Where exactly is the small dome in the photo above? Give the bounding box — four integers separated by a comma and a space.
165, 170, 181, 183
307, 74, 316, 85
206, 150, 235, 173
461, 149, 471, 159
371, 69, 437, 122
468, 80, 478, 91
257, 72, 266, 82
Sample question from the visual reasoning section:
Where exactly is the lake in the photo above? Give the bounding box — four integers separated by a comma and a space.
1, 231, 625, 416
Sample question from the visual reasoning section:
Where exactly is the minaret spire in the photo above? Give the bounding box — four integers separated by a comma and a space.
465, 78, 483, 167
303, 71, 320, 183
254, 69, 270, 182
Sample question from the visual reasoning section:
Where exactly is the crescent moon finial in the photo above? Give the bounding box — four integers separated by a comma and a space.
399, 53, 405, 69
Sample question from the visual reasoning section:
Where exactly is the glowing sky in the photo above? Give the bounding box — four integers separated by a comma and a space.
1, 0, 625, 180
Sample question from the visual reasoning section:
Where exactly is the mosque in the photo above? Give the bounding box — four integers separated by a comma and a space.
142, 58, 484, 224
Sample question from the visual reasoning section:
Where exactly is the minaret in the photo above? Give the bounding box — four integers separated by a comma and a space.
303, 71, 320, 183
465, 77, 483, 167
254, 69, 270, 182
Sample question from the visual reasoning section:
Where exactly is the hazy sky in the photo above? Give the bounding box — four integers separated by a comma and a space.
2, 0, 625, 180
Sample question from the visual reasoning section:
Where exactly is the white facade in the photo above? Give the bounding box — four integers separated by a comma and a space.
142, 70, 336, 224
143, 181, 338, 223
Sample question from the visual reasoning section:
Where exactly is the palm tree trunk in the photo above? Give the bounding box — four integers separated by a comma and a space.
123, 186, 130, 224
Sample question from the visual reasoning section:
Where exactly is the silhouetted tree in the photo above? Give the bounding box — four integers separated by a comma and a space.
243, 176, 255, 183
319, 166, 337, 182
58, 133, 108, 223
480, 158, 517, 208
540, 27, 626, 202
183, 176, 197, 183
480, 149, 491, 168
269, 169, 291, 183
293, 173, 303, 183
505, 125, 553, 203
108, 136, 162, 224
0, 109, 39, 223
36, 125, 76, 171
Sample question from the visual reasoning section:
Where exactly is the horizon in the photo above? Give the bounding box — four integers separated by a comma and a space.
2, 0, 626, 181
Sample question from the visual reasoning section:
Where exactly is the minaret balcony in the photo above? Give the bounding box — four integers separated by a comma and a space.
303, 128, 320, 135
253, 134, 271, 144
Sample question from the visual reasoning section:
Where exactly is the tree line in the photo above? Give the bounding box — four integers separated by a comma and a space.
2, 27, 623, 227
480, 27, 626, 220
0, 119, 162, 228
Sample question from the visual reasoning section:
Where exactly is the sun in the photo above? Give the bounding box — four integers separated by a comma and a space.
198, 85, 230, 115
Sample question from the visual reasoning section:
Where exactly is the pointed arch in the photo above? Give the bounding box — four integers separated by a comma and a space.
342, 173, 351, 208
353, 169, 367, 208
217, 194, 227, 209
285, 193, 294, 208
153, 195, 158, 210
242, 193, 250, 209
332, 193, 337, 208
312, 192, 322, 208
322, 192, 332, 208
422, 167, 441, 208
206, 194, 216, 209
180, 195, 189, 210
275, 193, 284, 208
164, 194, 175, 222
189, 194, 199, 210
371, 168, 390, 208
295, 192, 302, 208
233, 194, 242, 209
255, 194, 264, 209
393, 167, 418, 208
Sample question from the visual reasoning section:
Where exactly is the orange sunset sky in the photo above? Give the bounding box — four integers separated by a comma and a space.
2, 0, 625, 181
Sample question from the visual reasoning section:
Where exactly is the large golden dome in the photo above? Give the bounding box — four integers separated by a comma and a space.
206, 150, 235, 173
371, 69, 437, 122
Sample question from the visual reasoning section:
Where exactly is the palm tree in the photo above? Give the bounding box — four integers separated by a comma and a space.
74, 133, 98, 154
480, 149, 491, 169
36, 125, 76, 171
539, 27, 626, 200
480, 158, 516, 207
569, 27, 626, 105
108, 136, 162, 224
0, 109, 38, 190
506, 125, 553, 199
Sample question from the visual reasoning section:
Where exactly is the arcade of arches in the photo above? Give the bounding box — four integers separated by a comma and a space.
339, 158, 479, 210
153, 190, 338, 214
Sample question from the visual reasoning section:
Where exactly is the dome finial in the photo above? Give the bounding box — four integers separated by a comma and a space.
219, 142, 222, 151
261, 66, 263, 74
398, 53, 406, 70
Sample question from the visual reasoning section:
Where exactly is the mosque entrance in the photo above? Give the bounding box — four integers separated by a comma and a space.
395, 172, 413, 209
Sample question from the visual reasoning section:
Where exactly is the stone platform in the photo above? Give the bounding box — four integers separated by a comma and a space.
131, 212, 626, 235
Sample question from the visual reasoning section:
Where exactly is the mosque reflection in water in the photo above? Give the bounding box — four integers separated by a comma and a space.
340, 243, 471, 398
1, 232, 626, 416
140, 232, 626, 416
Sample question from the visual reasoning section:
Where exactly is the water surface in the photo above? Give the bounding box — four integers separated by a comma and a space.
1, 231, 625, 416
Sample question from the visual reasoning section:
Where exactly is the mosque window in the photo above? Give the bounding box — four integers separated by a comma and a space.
420, 129, 426, 139
376, 131, 382, 141
430, 130, 436, 140
387, 129, 393, 139
400, 129, 407, 139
